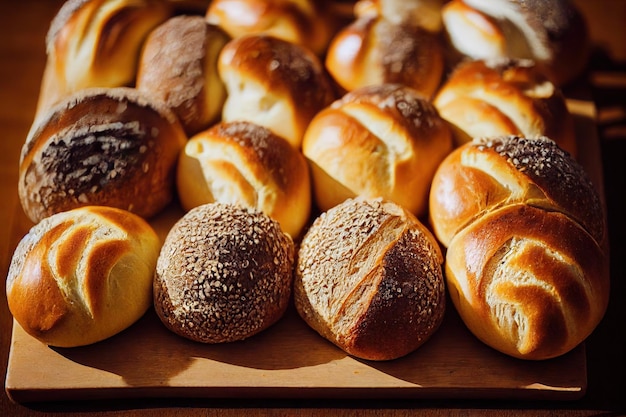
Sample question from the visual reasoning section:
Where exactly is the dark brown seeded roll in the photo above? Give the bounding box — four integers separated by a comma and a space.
295, 197, 446, 361
154, 202, 295, 343
19, 87, 188, 223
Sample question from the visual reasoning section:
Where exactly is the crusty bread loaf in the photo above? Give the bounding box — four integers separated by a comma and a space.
441, 0, 590, 86
154, 202, 295, 343
302, 83, 452, 217
6, 206, 160, 347
295, 197, 446, 361
429, 135, 609, 360
35, 0, 172, 119
434, 59, 577, 157
176, 121, 311, 239
218, 34, 335, 149
206, 0, 338, 56
325, 12, 444, 97
136, 15, 230, 136
19, 87, 188, 224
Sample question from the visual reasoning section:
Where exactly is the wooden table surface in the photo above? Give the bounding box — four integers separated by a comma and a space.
1, 1, 625, 416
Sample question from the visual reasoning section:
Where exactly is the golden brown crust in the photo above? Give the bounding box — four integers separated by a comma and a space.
6, 206, 160, 347
303, 83, 452, 216
295, 198, 445, 361
19, 87, 188, 223
176, 121, 311, 238
154, 203, 295, 343
136, 15, 230, 135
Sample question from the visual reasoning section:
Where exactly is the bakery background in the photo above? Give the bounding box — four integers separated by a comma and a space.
1, 0, 625, 415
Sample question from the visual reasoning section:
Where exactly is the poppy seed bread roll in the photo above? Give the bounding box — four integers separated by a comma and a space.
6, 206, 160, 348
19, 87, 188, 223
154, 203, 295, 343
295, 198, 446, 361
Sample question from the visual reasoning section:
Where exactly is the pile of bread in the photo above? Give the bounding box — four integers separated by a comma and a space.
6, 0, 608, 363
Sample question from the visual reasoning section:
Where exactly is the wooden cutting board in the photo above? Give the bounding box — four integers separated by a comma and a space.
4, 98, 602, 404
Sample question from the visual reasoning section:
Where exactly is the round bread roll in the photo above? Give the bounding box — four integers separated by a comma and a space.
295, 197, 446, 361
35, 0, 172, 119
19, 87, 188, 224
206, 0, 338, 56
218, 34, 336, 149
6, 206, 160, 348
354, 0, 444, 33
441, 0, 590, 86
433, 59, 577, 156
136, 15, 230, 136
429, 135, 609, 360
177, 121, 311, 238
154, 202, 295, 343
302, 83, 452, 217
325, 13, 444, 98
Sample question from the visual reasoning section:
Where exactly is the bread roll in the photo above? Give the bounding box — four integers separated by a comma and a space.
19, 87, 188, 224
295, 197, 446, 361
218, 34, 335, 149
441, 0, 590, 86
154, 202, 295, 343
177, 121, 311, 238
354, 0, 444, 33
137, 15, 230, 136
433, 59, 577, 157
206, 0, 337, 56
429, 135, 609, 360
6, 206, 160, 347
325, 13, 444, 98
302, 83, 452, 217
35, 0, 172, 119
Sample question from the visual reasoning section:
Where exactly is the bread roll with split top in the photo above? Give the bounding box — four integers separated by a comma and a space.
176, 121, 311, 238
19, 87, 187, 224
441, 0, 590, 86
429, 135, 609, 360
35, 0, 172, 119
325, 10, 444, 98
137, 15, 230, 136
6, 206, 160, 347
295, 197, 446, 361
206, 0, 338, 56
433, 59, 577, 157
154, 202, 295, 343
218, 34, 335, 149
302, 83, 452, 217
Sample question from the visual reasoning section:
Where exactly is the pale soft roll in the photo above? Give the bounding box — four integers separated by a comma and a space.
302, 83, 452, 217
206, 0, 338, 56
6, 206, 160, 347
19, 87, 188, 223
429, 135, 608, 360
218, 34, 335, 149
433, 59, 577, 157
176, 121, 311, 238
325, 13, 444, 98
295, 197, 446, 361
35, 0, 172, 119
136, 15, 230, 136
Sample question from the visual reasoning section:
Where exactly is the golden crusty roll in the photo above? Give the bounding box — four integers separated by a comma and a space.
429, 135, 609, 360
154, 202, 295, 343
441, 0, 590, 86
206, 0, 338, 56
218, 34, 335, 149
433, 59, 577, 157
176, 121, 311, 238
19, 87, 188, 224
325, 12, 444, 98
295, 197, 446, 361
136, 15, 230, 136
6, 206, 160, 348
302, 83, 452, 217
35, 0, 173, 119
354, 0, 444, 33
